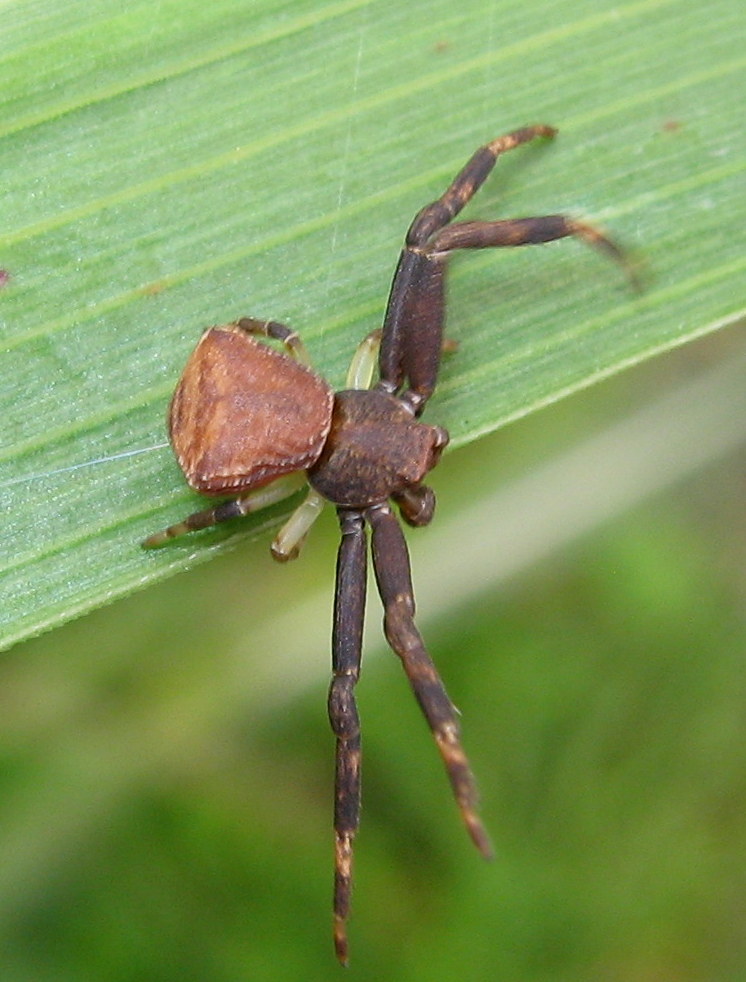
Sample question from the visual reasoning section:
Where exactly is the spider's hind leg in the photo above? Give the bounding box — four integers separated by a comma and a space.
141, 473, 306, 548
232, 316, 313, 366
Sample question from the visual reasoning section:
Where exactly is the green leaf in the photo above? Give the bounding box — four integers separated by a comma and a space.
1, 0, 743, 648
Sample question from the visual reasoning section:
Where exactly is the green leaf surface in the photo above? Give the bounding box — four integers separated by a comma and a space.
1, 0, 743, 648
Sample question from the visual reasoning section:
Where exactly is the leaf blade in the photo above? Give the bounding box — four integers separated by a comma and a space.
1, 0, 743, 646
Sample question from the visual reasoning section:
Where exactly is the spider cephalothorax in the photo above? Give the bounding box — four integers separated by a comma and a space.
143, 125, 629, 963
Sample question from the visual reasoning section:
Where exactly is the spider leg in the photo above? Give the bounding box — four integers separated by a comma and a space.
141, 472, 305, 548
270, 487, 325, 561
429, 215, 638, 284
405, 125, 557, 246
328, 508, 367, 965
344, 329, 382, 390
366, 502, 492, 858
377, 124, 635, 414
232, 316, 313, 366
377, 125, 556, 414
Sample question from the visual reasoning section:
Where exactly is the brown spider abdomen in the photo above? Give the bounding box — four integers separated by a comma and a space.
308, 389, 448, 508
169, 325, 334, 495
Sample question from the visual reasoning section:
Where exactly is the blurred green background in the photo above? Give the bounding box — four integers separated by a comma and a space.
2, 0, 745, 979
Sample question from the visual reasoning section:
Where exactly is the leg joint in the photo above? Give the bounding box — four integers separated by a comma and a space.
328, 675, 360, 740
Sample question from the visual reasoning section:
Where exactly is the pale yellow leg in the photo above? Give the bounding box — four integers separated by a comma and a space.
271, 487, 326, 562
267, 331, 383, 562
344, 329, 382, 390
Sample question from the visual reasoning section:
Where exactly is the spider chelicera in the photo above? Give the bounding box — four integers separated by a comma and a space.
143, 124, 629, 963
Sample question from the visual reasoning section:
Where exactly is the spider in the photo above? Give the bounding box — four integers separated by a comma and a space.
143, 125, 629, 963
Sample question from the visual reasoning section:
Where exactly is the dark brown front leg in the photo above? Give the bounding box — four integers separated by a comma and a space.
405, 125, 557, 247
377, 249, 445, 414
366, 502, 492, 857
377, 126, 556, 414
376, 125, 633, 413
328, 509, 367, 965
430, 214, 633, 274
